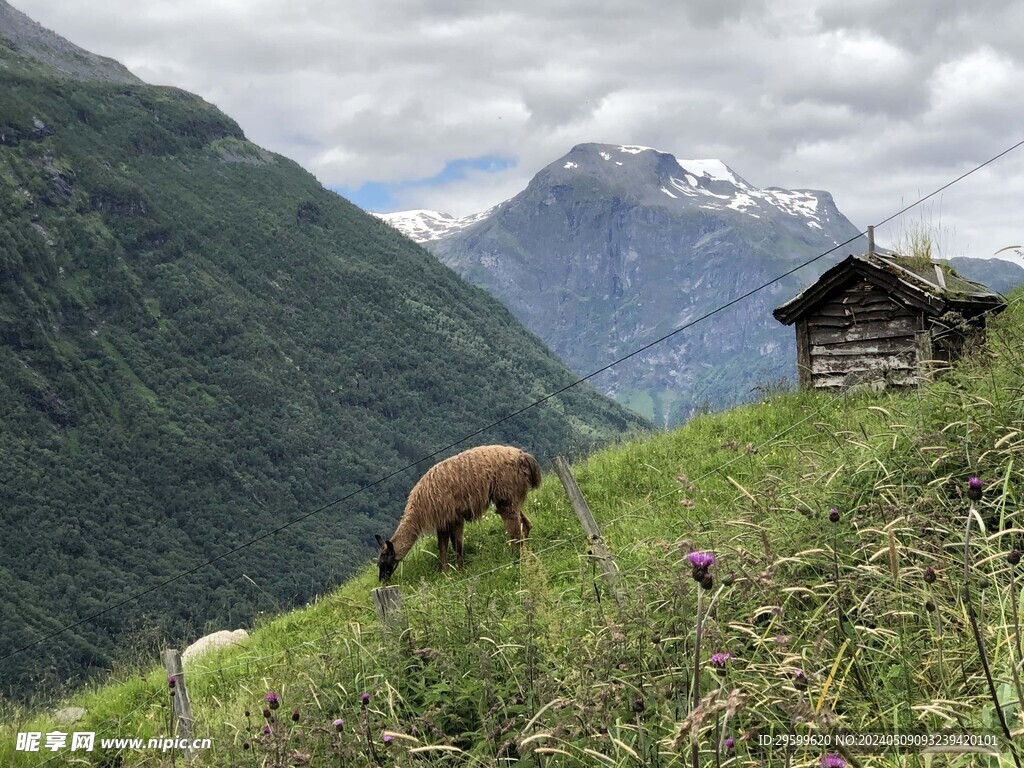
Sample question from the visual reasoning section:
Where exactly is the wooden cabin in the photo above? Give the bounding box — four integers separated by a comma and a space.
772, 253, 1006, 389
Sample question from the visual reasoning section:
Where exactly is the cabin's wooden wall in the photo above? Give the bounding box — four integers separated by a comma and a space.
804, 279, 923, 388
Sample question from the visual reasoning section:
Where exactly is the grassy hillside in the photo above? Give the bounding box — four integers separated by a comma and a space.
0, 41, 646, 699
5, 292, 1022, 766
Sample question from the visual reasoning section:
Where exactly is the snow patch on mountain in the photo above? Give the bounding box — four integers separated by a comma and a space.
375, 206, 496, 242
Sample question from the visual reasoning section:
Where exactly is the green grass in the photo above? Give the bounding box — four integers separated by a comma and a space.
4, 296, 1024, 766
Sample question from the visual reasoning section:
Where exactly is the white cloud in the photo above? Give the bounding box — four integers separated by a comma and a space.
9, 0, 1024, 257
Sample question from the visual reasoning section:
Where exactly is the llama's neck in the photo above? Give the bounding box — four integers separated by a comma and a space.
389, 513, 420, 561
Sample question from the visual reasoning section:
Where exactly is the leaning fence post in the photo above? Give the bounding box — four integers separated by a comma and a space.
372, 585, 409, 639
552, 456, 623, 605
162, 648, 193, 757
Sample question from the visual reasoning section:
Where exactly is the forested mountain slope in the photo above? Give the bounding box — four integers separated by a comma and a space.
0, 18, 645, 698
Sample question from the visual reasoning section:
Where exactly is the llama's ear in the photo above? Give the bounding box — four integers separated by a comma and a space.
386, 540, 395, 555
374, 534, 385, 549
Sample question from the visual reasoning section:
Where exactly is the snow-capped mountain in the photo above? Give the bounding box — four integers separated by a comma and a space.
382, 144, 848, 246
380, 143, 867, 425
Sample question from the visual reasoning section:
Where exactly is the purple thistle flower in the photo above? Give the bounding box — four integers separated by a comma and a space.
262, 724, 271, 735
1010, 548, 1022, 566
828, 507, 840, 523
725, 736, 735, 752
967, 476, 983, 501
265, 691, 280, 710
383, 733, 394, 744
819, 754, 846, 768
333, 718, 344, 732
792, 668, 808, 690
710, 651, 732, 669
167, 675, 176, 689
687, 551, 716, 570
291, 708, 300, 722
924, 566, 937, 584
360, 692, 371, 706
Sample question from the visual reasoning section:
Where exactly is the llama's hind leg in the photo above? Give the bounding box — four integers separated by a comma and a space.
449, 520, 465, 570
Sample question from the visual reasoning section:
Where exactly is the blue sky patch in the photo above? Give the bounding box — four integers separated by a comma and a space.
333, 155, 514, 213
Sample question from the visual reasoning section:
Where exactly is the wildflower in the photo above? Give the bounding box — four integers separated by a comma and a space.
262, 725, 271, 735
262, 708, 272, 720
265, 691, 280, 710
819, 753, 846, 768
725, 736, 735, 753
828, 508, 840, 523
710, 652, 732, 673
632, 698, 645, 713
360, 692, 371, 707
244, 710, 251, 718
167, 676, 176, 689
242, 741, 250, 750
651, 632, 662, 645
721, 571, 735, 586
333, 718, 344, 732
1010, 549, 1021, 566
383, 733, 394, 744
923, 566, 937, 584
792, 669, 808, 691
700, 573, 714, 590
687, 551, 716, 571
925, 600, 936, 612
291, 708, 300, 722
967, 476, 983, 502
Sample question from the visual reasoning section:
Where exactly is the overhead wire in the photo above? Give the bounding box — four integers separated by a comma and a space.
4, 135, 1023, 670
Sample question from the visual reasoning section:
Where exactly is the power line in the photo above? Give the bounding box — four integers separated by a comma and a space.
40, 289, 1024, 749
3, 135, 1023, 670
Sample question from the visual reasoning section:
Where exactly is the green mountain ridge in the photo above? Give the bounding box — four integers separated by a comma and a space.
0, 21, 646, 699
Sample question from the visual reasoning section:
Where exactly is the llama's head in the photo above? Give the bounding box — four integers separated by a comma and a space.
375, 534, 397, 583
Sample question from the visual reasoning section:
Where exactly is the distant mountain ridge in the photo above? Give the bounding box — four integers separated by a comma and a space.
382, 143, 866, 425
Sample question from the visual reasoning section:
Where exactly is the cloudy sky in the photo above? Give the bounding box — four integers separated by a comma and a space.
13, 0, 1024, 262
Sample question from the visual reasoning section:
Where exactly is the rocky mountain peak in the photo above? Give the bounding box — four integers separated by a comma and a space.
0, 0, 142, 84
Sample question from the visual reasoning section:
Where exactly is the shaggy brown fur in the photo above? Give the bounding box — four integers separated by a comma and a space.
376, 445, 542, 582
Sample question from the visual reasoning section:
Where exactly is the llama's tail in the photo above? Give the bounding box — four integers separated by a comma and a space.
523, 452, 542, 489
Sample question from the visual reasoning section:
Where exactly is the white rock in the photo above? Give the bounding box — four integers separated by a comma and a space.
181, 629, 249, 665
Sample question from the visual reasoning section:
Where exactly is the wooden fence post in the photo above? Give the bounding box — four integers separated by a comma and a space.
162, 648, 194, 758
372, 585, 409, 638
552, 456, 623, 605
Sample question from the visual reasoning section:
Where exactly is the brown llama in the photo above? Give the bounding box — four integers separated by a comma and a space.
375, 445, 542, 582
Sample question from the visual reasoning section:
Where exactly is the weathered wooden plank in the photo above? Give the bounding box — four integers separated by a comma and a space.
812, 373, 920, 389
814, 301, 908, 318
809, 322, 917, 345
811, 353, 915, 375
162, 649, 194, 756
796, 318, 811, 389
915, 330, 935, 381
817, 310, 916, 323
810, 337, 915, 356
552, 456, 623, 605
372, 586, 409, 636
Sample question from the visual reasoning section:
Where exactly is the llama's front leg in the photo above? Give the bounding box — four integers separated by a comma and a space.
520, 511, 532, 539
437, 528, 449, 572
